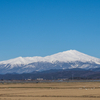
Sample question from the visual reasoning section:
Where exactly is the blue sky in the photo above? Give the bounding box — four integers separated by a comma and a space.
0, 0, 100, 61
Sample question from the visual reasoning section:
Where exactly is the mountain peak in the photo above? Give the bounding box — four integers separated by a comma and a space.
0, 50, 100, 74
0, 50, 100, 65
60, 49, 80, 54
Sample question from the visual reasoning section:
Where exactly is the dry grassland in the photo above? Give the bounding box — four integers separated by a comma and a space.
0, 82, 100, 100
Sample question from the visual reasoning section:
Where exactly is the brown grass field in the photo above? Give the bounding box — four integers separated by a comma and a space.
0, 82, 100, 100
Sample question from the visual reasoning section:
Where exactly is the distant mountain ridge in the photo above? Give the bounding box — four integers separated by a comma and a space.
1, 68, 100, 80
0, 50, 100, 74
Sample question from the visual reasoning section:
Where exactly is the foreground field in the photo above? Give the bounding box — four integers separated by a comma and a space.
0, 82, 100, 100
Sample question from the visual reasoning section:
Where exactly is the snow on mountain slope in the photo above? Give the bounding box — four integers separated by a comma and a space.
0, 50, 100, 65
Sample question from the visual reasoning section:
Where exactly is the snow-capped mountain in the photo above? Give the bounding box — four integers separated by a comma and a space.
0, 50, 100, 74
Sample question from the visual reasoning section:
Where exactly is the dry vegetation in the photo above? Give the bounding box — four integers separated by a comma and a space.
0, 82, 100, 100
